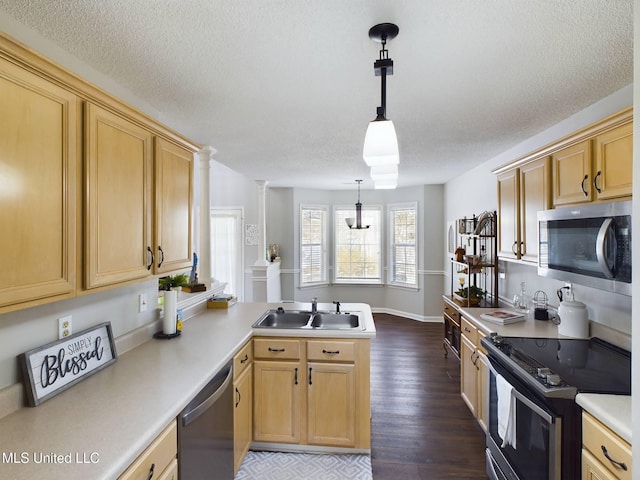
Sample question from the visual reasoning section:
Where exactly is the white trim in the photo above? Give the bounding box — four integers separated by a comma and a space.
371, 307, 444, 323
419, 270, 446, 276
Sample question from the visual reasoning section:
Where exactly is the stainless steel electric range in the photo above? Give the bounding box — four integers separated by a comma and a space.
481, 334, 631, 480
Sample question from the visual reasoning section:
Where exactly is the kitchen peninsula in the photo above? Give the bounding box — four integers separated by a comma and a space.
0, 302, 376, 480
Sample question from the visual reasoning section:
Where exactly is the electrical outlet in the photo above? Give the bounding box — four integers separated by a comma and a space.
58, 315, 72, 339
139, 293, 148, 313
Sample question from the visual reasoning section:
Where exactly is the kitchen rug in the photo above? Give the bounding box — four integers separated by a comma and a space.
235, 451, 372, 480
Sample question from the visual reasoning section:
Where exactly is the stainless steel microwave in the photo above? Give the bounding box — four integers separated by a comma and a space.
538, 201, 631, 296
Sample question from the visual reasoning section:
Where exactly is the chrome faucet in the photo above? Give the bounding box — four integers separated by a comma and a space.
311, 297, 318, 313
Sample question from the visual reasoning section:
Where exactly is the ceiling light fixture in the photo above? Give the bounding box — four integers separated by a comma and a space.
363, 22, 400, 176
345, 179, 370, 229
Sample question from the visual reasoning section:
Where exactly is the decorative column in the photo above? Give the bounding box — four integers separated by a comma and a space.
197, 146, 216, 286
251, 180, 281, 301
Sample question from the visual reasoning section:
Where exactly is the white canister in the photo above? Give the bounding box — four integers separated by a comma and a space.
557, 300, 589, 338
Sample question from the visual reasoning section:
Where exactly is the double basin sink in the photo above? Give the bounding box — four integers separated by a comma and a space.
253, 308, 362, 330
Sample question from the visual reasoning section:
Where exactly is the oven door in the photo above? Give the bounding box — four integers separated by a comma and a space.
486, 362, 561, 480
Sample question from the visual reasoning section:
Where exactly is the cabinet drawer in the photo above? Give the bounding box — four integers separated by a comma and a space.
233, 340, 253, 380
443, 301, 460, 323
461, 317, 478, 345
583, 412, 631, 480
307, 340, 356, 362
254, 338, 301, 360
118, 421, 176, 480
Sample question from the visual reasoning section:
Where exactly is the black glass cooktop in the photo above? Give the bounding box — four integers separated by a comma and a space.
482, 336, 631, 396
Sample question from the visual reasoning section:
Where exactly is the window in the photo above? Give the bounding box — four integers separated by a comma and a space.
300, 205, 328, 285
334, 206, 382, 284
389, 203, 417, 287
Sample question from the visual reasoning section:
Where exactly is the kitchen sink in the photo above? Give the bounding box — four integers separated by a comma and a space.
252, 309, 362, 330
254, 311, 313, 328
310, 313, 360, 329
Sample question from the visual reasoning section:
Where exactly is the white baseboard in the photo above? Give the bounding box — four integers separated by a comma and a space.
371, 307, 443, 323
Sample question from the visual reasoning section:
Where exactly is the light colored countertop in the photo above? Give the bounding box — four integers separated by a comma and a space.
576, 393, 632, 444
445, 296, 632, 446
444, 296, 563, 338
0, 302, 375, 480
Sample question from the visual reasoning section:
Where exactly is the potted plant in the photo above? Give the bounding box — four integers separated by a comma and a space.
158, 273, 189, 291
453, 284, 487, 306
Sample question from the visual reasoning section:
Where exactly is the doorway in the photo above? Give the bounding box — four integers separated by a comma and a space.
211, 208, 244, 301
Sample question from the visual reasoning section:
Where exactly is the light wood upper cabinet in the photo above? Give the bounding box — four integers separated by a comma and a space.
552, 140, 592, 206
496, 168, 519, 260
496, 157, 550, 263
85, 103, 154, 289
593, 123, 633, 201
0, 56, 78, 311
552, 120, 632, 206
154, 138, 193, 274
519, 157, 551, 263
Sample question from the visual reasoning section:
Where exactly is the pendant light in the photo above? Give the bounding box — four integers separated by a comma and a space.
363, 23, 400, 177
345, 180, 370, 229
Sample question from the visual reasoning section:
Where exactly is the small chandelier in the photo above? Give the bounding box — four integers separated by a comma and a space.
363, 23, 399, 189
345, 180, 370, 229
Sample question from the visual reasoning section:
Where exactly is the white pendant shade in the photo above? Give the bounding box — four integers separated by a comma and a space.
363, 120, 399, 167
374, 178, 398, 189
370, 163, 398, 181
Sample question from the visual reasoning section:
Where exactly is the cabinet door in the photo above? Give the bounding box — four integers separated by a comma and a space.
476, 349, 489, 433
154, 138, 193, 274
594, 123, 632, 201
497, 168, 519, 259
519, 157, 551, 263
253, 360, 301, 444
307, 362, 356, 447
85, 103, 153, 288
234, 365, 252, 475
0, 57, 77, 310
552, 140, 592, 205
582, 449, 617, 480
460, 334, 477, 416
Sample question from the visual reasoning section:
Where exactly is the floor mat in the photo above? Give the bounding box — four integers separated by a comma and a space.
235, 451, 372, 480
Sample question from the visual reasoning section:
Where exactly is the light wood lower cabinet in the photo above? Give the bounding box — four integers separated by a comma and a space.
0, 55, 78, 313
118, 421, 177, 480
252, 337, 370, 449
460, 316, 488, 432
582, 412, 631, 480
233, 341, 253, 475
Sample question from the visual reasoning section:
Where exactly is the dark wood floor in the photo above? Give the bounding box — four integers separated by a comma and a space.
370, 314, 487, 479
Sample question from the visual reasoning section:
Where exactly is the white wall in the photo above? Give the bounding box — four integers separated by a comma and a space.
0, 280, 159, 389
266, 184, 444, 320
443, 84, 633, 336
209, 160, 262, 300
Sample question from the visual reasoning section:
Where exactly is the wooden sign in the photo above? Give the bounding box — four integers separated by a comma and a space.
19, 322, 117, 407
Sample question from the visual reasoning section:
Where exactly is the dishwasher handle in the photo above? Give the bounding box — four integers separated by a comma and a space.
181, 364, 233, 428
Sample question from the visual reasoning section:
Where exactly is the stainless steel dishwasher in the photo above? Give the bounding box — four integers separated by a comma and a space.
178, 361, 234, 480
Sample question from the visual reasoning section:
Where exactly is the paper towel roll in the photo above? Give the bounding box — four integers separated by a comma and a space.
163, 290, 177, 334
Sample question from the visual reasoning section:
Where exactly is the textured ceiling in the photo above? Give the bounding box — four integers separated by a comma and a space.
0, 1, 632, 189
